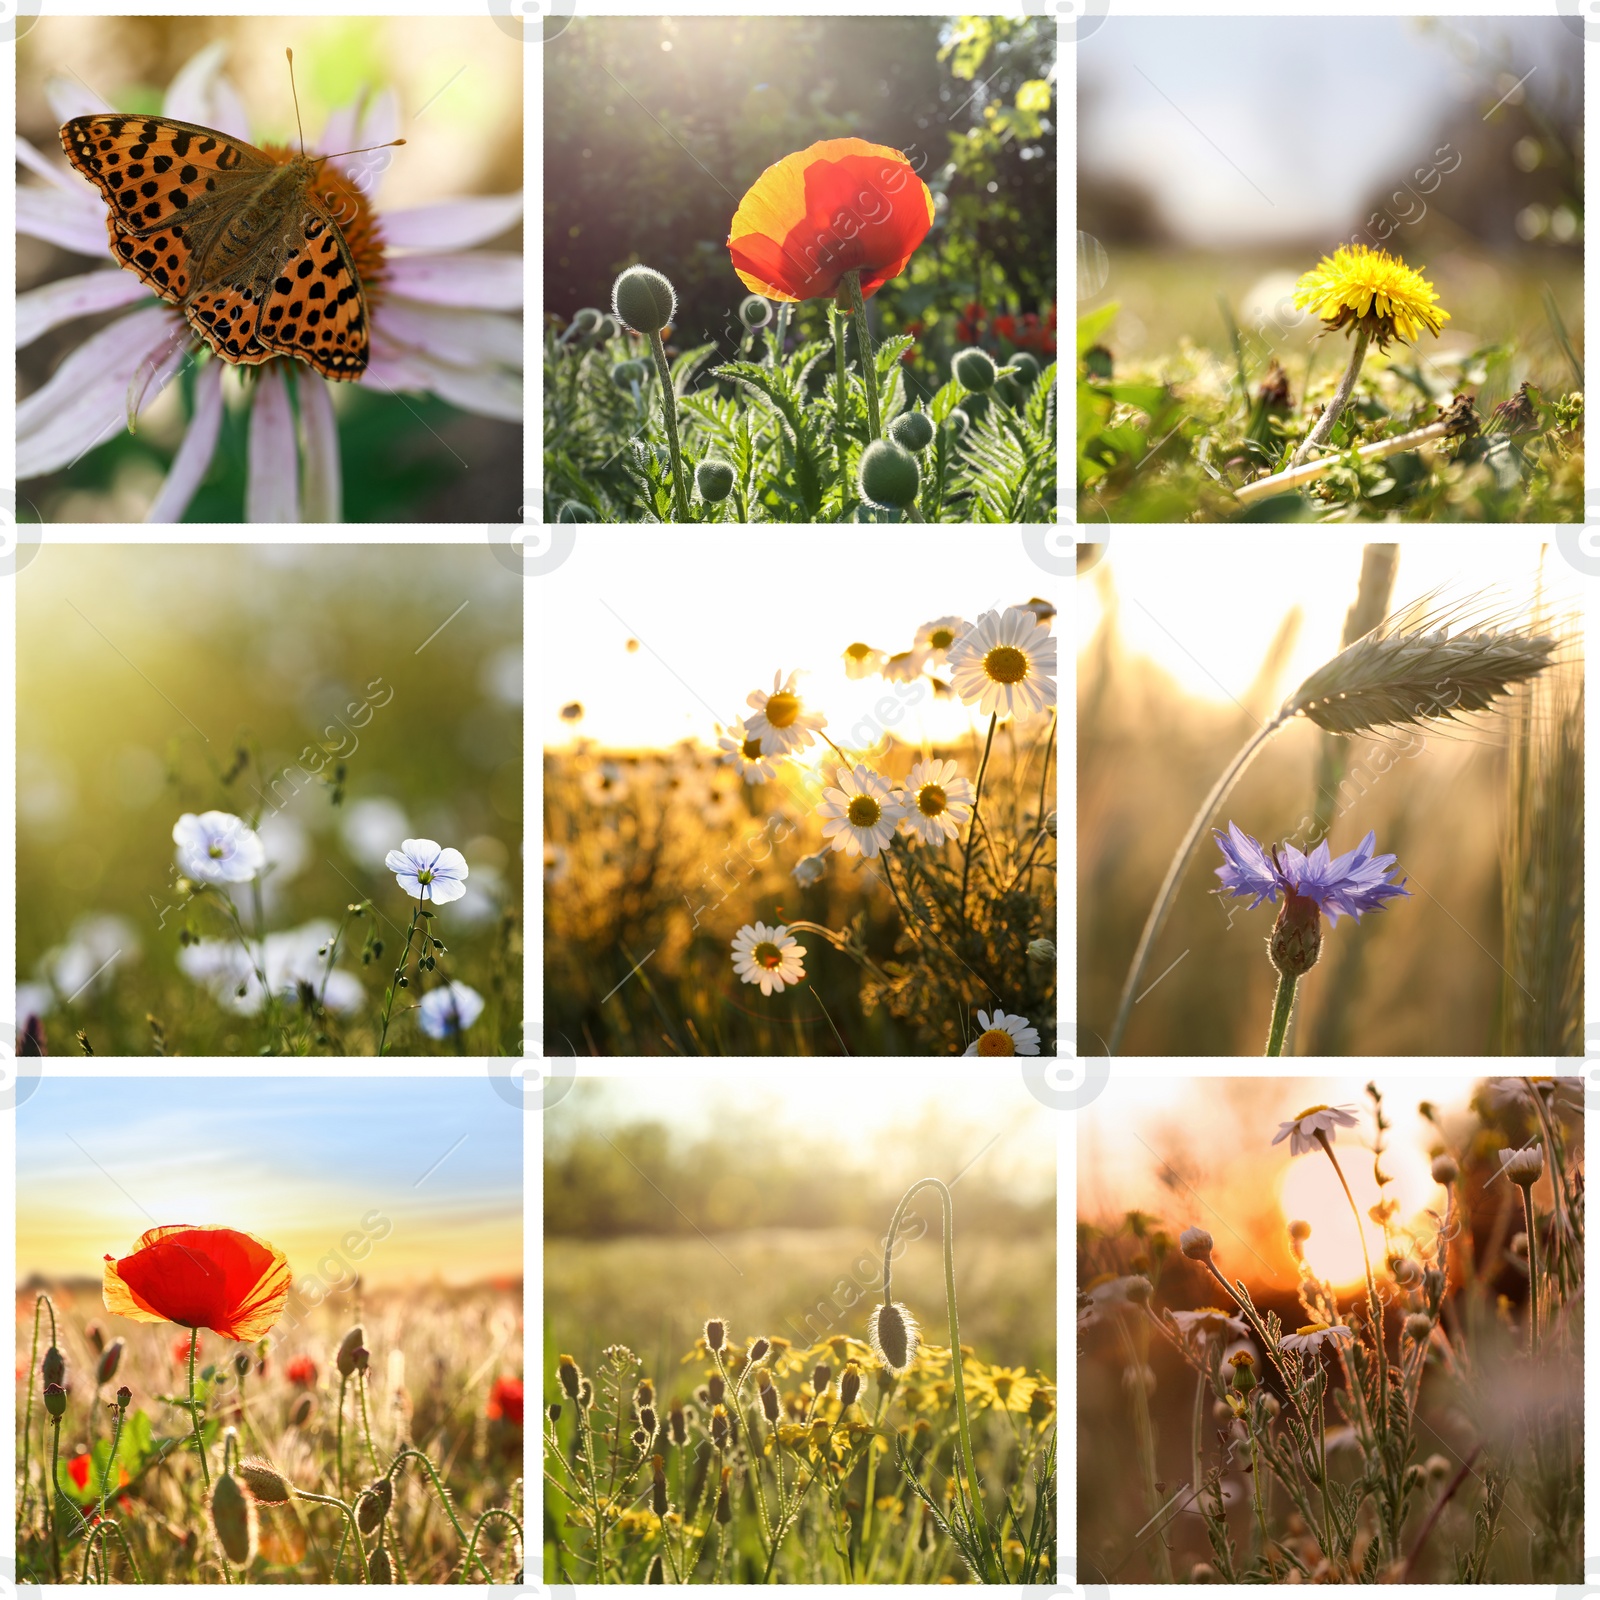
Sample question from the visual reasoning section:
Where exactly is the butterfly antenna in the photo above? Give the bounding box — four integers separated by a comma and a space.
286, 48, 306, 156
310, 138, 407, 166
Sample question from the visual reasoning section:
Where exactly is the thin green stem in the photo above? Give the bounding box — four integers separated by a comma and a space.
959, 713, 998, 930
48, 1416, 62, 1581
18, 1294, 51, 1538
1291, 324, 1372, 467
83, 1520, 143, 1585
832, 306, 850, 492
357, 1370, 382, 1475
1190, 1365, 1208, 1522
842, 270, 881, 441
1265, 972, 1298, 1056
462, 1507, 524, 1583
336, 1373, 349, 1502
293, 1489, 367, 1582
648, 327, 692, 522
376, 905, 424, 1057
385, 1448, 495, 1582
1520, 1182, 1540, 1354
96, 1404, 125, 1530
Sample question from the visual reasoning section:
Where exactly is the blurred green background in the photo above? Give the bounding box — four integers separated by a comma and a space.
544, 13, 1055, 391
17, 16, 523, 522
17, 544, 523, 1055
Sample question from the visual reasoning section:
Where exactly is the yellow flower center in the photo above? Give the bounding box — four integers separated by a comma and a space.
917, 784, 947, 817
1296, 1323, 1329, 1336
845, 643, 872, 661
1292, 1104, 1329, 1120
992, 1374, 1014, 1398
929, 628, 954, 650
984, 645, 1028, 685
765, 691, 800, 729
977, 1027, 1015, 1056
417, 868, 434, 884
208, 843, 224, 858
847, 795, 881, 828
753, 941, 783, 969
742, 737, 763, 760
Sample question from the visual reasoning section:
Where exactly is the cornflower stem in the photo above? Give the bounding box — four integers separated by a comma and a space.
959, 713, 999, 930
647, 327, 693, 523
293, 1489, 366, 1583
1265, 972, 1298, 1056
375, 904, 424, 1057
880, 1178, 1000, 1581
1289, 324, 1371, 468
842, 269, 882, 441
1520, 1181, 1540, 1354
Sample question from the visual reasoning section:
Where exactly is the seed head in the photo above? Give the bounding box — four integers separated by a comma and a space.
651, 1454, 670, 1516
115, 1385, 132, 1411
1288, 1219, 1312, 1242
839, 1362, 862, 1409
43, 1382, 66, 1420
710, 1404, 730, 1450
1179, 1226, 1214, 1262
210, 1471, 259, 1568
639, 1404, 657, 1437
1431, 1153, 1459, 1185
811, 1362, 832, 1399
558, 1353, 583, 1400
704, 1318, 727, 1353
547, 1402, 563, 1423
715, 1467, 732, 1524
747, 1337, 771, 1366
669, 1400, 688, 1445
759, 1375, 780, 1423
868, 1302, 919, 1375
1404, 1313, 1434, 1343
42, 1346, 65, 1387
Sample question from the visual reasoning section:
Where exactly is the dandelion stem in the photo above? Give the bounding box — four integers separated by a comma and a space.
1290, 324, 1371, 468
959, 713, 999, 931
1265, 972, 1298, 1056
842, 269, 882, 442
647, 327, 693, 523
1521, 1181, 1540, 1354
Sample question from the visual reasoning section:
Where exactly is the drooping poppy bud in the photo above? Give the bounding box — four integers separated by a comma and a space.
97, 1339, 125, 1386
336, 1328, 365, 1378
210, 1470, 258, 1568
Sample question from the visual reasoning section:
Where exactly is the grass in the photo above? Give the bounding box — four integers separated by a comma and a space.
16, 1285, 524, 1584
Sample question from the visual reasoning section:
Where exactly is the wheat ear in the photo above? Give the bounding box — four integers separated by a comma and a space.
1105, 591, 1564, 1055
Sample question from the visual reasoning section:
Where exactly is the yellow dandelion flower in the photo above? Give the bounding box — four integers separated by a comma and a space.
1292, 244, 1450, 349
967, 1363, 1038, 1413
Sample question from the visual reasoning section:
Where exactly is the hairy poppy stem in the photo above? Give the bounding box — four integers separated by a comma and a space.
647, 328, 693, 523
294, 1490, 367, 1582
1265, 972, 1297, 1056
842, 270, 882, 441
20, 1294, 53, 1545
832, 306, 850, 490
1290, 324, 1370, 467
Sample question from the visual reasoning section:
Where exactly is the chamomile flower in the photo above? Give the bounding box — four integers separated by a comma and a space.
717, 717, 782, 784
962, 1009, 1040, 1057
731, 922, 806, 996
1272, 1104, 1361, 1157
817, 764, 905, 859
1278, 1321, 1354, 1355
745, 670, 827, 756
384, 838, 469, 904
841, 641, 886, 680
1170, 1307, 1251, 1345
880, 649, 926, 684
1497, 1144, 1545, 1186
913, 616, 970, 665
897, 758, 974, 846
173, 811, 265, 886
791, 850, 829, 888
947, 606, 1057, 719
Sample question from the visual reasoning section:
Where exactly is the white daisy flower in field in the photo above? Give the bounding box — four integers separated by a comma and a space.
417, 980, 485, 1038
1497, 1144, 1545, 1186
880, 649, 926, 684
1272, 1103, 1361, 1157
913, 616, 971, 665
1278, 1320, 1354, 1355
897, 757, 974, 847
791, 850, 829, 887
962, 1008, 1040, 1057
385, 837, 469, 904
947, 606, 1057, 720
1170, 1307, 1251, 1344
731, 921, 806, 996
842, 641, 886, 680
745, 670, 827, 756
174, 810, 265, 886
817, 764, 905, 859
717, 717, 782, 784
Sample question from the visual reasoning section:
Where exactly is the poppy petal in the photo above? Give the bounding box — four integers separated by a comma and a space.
103, 1224, 290, 1341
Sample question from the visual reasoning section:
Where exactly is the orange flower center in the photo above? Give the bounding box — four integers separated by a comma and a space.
847, 795, 881, 828
917, 784, 947, 818
984, 645, 1028, 685
764, 691, 800, 729
753, 941, 783, 970
977, 1027, 1015, 1056
741, 737, 763, 761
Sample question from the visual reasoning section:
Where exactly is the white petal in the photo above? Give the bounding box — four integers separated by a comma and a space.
46, 74, 113, 123
295, 365, 342, 523
18, 307, 186, 479
147, 359, 225, 523
16, 137, 84, 195
382, 252, 522, 310
366, 343, 522, 422
246, 365, 300, 523
163, 44, 228, 127
331, 90, 400, 193
17, 185, 110, 256
17, 270, 153, 349
318, 103, 358, 164
379, 194, 524, 252
373, 300, 521, 369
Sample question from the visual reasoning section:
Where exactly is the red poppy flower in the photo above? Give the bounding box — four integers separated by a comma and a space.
285, 1355, 318, 1389
956, 301, 987, 344
104, 1226, 290, 1343
728, 138, 934, 304
172, 1335, 198, 1366
992, 314, 1017, 343
487, 1375, 523, 1427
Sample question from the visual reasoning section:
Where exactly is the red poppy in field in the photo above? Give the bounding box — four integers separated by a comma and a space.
728, 138, 935, 305
285, 1354, 318, 1388
172, 1335, 198, 1366
487, 1375, 524, 1427
104, 1226, 290, 1343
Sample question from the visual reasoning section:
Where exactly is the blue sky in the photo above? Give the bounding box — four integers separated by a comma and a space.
18, 1076, 523, 1286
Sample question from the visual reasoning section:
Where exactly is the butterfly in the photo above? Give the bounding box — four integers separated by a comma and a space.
60, 66, 401, 383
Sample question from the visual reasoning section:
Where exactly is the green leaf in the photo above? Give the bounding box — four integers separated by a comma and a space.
1077, 302, 1120, 355
1015, 78, 1052, 112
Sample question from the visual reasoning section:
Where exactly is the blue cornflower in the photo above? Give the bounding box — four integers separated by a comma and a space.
1214, 822, 1410, 925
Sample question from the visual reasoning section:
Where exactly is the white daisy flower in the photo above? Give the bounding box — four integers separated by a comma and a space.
913, 615, 971, 665
1272, 1103, 1361, 1157
1170, 1307, 1251, 1344
384, 838, 469, 904
417, 980, 485, 1039
947, 606, 1057, 720
880, 649, 926, 684
962, 1008, 1041, 1057
897, 757, 974, 847
174, 810, 265, 886
791, 850, 829, 888
717, 717, 782, 784
1278, 1321, 1354, 1355
817, 764, 905, 859
1497, 1144, 1545, 1186
745, 670, 827, 756
731, 921, 806, 996
841, 641, 886, 680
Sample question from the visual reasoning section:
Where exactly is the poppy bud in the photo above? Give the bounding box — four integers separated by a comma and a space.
571, 307, 601, 335
611, 359, 648, 389
352, 1346, 370, 1375
613, 265, 677, 336
290, 1394, 314, 1427
42, 1346, 65, 1386
210, 1471, 258, 1568
760, 1379, 780, 1424
669, 1400, 687, 1445
696, 459, 735, 502
1027, 938, 1056, 965
1270, 890, 1322, 978
547, 1402, 562, 1423
706, 1373, 725, 1403
953, 349, 997, 393
710, 1404, 730, 1450
234, 1352, 251, 1378
116, 1386, 132, 1411
238, 1457, 293, 1505
858, 439, 920, 511
739, 294, 772, 329
557, 500, 597, 523
1011, 352, 1041, 387
85, 1324, 106, 1355
97, 1339, 125, 1386
357, 1478, 393, 1532
336, 1328, 365, 1378
748, 1337, 771, 1367
368, 1545, 393, 1584
869, 1302, 919, 1374
43, 1382, 66, 1419
887, 411, 934, 453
